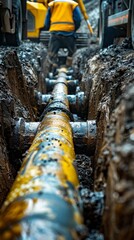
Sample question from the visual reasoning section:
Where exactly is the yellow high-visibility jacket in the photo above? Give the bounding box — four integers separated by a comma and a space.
48, 0, 78, 32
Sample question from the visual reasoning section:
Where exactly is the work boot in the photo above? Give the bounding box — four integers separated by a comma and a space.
66, 56, 73, 68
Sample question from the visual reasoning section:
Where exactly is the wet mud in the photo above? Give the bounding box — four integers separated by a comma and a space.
73, 38, 134, 239
0, 42, 45, 206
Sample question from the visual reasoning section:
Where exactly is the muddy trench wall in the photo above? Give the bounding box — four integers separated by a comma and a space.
73, 39, 134, 240
0, 43, 46, 206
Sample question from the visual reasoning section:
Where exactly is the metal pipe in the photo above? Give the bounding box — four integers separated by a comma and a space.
45, 78, 79, 93
11, 118, 96, 154
35, 91, 87, 116
48, 70, 74, 79
71, 120, 96, 155
0, 68, 86, 239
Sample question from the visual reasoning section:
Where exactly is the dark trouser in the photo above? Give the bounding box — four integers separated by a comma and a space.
47, 34, 76, 67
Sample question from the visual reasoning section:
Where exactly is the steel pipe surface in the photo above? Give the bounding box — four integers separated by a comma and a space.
11, 119, 96, 155
45, 78, 79, 94
0, 68, 86, 240
36, 91, 87, 117
71, 121, 96, 155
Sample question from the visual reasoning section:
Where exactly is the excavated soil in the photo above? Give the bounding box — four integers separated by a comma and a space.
0, 42, 46, 206
73, 38, 134, 240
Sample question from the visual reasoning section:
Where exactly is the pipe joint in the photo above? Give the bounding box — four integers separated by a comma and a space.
35, 91, 87, 117
71, 120, 96, 155
11, 118, 96, 155
40, 100, 74, 121
45, 78, 79, 94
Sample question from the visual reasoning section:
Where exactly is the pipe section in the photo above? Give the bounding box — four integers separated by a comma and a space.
0, 68, 86, 239
48, 69, 74, 79
11, 118, 96, 154
35, 91, 87, 116
71, 121, 96, 155
45, 78, 79, 93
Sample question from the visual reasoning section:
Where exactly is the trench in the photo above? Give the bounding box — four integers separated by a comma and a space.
0, 37, 134, 240
0, 44, 104, 239
0, 1, 134, 239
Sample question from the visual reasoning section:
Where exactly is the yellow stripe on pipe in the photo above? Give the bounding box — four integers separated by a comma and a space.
0, 69, 85, 240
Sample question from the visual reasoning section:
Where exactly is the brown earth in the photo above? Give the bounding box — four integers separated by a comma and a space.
73, 38, 134, 239
0, 42, 45, 206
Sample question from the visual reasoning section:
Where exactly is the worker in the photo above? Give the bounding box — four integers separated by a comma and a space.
44, 0, 82, 75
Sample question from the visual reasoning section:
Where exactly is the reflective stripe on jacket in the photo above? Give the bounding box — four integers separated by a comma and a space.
48, 0, 78, 32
